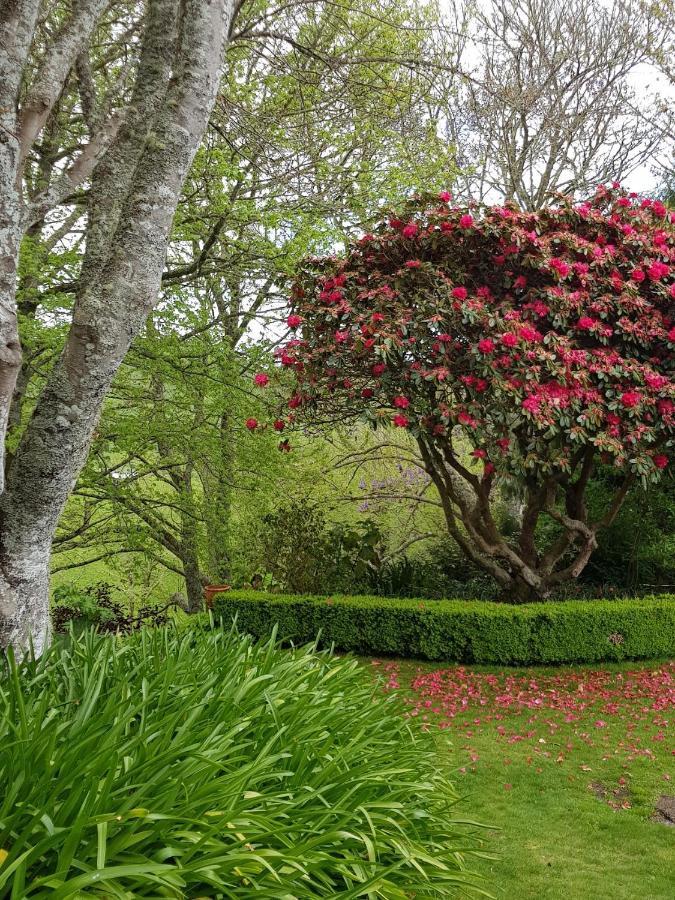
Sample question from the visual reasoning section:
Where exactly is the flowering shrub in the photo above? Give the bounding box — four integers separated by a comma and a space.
268, 187, 674, 600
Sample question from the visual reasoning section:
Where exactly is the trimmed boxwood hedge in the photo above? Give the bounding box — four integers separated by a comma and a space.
211, 591, 675, 665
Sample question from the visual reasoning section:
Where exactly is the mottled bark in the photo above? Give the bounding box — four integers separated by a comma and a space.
0, 0, 234, 654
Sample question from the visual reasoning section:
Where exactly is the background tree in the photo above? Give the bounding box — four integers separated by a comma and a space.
434, 0, 670, 207
23, 0, 458, 608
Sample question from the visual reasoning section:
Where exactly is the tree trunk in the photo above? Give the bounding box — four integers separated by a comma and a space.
0, 0, 234, 655
204, 411, 234, 583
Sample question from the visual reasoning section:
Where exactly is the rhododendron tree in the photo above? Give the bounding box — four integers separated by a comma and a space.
271, 187, 674, 601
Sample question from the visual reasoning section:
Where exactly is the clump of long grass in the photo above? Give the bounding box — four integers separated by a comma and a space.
0, 623, 486, 897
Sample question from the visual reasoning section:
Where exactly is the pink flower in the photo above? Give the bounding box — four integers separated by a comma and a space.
668, 327, 675, 341
478, 338, 496, 354
287, 314, 303, 329
577, 316, 596, 330
519, 325, 541, 342
653, 455, 669, 470
253, 373, 269, 387
334, 330, 349, 343
457, 411, 477, 427
245, 418, 258, 431
652, 200, 667, 217
647, 260, 669, 280
620, 391, 641, 408
393, 395, 410, 408
273, 419, 285, 431
452, 286, 468, 300
392, 413, 409, 427
472, 448, 487, 459
501, 332, 518, 348
514, 275, 527, 290
459, 214, 474, 228
438, 190, 452, 202
630, 268, 645, 282
402, 223, 418, 239
405, 259, 422, 268
549, 258, 570, 278
522, 396, 541, 413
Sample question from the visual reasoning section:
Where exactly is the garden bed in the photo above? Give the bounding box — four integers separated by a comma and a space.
211, 591, 675, 665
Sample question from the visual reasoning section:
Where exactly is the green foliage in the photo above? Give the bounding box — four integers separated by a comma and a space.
0, 624, 483, 897
51, 583, 172, 635
212, 591, 675, 665
250, 500, 384, 593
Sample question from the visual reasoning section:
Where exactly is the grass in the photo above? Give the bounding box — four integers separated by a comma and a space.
370, 658, 674, 900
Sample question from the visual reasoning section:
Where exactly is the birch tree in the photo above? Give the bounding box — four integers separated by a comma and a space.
0, 0, 234, 654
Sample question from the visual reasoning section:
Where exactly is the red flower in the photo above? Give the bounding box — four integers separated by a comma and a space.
273, 419, 285, 431
278, 439, 291, 452
620, 391, 641, 408
361, 388, 375, 399
577, 316, 596, 330
393, 395, 410, 408
287, 314, 303, 329
288, 394, 302, 409
392, 413, 409, 427
402, 223, 418, 239
630, 268, 645, 282
472, 448, 487, 459
483, 462, 495, 476
478, 338, 496, 353
253, 373, 269, 387
522, 396, 541, 413
440, 221, 453, 232
459, 214, 474, 228
452, 286, 468, 300
653, 455, 669, 470
496, 437, 510, 451
335, 330, 349, 343
405, 259, 422, 268
438, 190, 451, 202
245, 418, 258, 431
501, 332, 518, 347
372, 363, 386, 376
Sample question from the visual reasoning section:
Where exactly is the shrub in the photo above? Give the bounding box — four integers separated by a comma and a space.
212, 591, 675, 664
0, 624, 483, 897
51, 582, 172, 634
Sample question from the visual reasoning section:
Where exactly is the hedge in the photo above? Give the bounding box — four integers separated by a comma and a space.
211, 591, 675, 665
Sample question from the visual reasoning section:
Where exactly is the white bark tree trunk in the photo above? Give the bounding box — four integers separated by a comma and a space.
0, 0, 234, 654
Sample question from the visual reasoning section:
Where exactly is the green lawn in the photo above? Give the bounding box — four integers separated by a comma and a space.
370, 658, 674, 900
